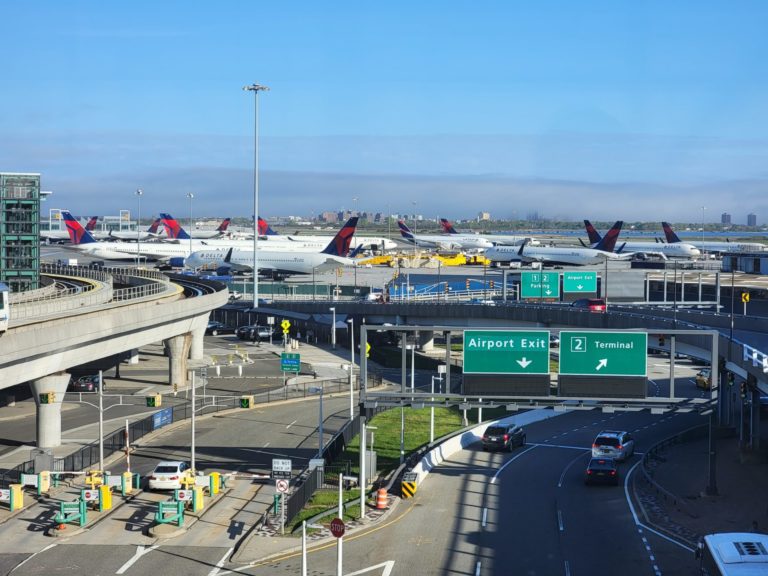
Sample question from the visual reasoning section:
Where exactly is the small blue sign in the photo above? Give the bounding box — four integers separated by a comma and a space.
152, 408, 173, 430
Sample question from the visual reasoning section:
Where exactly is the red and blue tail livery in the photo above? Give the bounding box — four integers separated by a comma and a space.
62, 211, 98, 244
661, 222, 682, 244
160, 213, 191, 240
594, 221, 623, 252
85, 216, 99, 231
439, 218, 459, 234
216, 218, 231, 233
321, 217, 359, 256
258, 216, 279, 236
147, 217, 162, 234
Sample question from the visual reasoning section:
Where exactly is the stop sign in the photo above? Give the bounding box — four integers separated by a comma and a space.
330, 517, 345, 538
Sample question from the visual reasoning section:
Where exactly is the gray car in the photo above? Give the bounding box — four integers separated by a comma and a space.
482, 424, 526, 452
591, 430, 635, 462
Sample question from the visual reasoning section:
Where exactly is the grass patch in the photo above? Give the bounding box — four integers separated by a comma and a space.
286, 487, 361, 534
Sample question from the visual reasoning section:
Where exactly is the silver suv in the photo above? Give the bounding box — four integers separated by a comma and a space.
591, 430, 635, 462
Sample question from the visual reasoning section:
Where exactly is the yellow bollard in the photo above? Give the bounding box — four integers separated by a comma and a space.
85, 470, 103, 490
191, 486, 204, 512
38, 471, 51, 494
122, 471, 133, 495
209, 472, 220, 495
9, 484, 23, 511
99, 485, 112, 511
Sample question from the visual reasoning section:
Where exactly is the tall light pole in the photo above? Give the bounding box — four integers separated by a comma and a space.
330, 307, 336, 349
186, 192, 194, 260
347, 317, 354, 420
135, 188, 143, 265
243, 82, 269, 308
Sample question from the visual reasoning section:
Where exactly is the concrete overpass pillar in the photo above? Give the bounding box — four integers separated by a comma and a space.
164, 334, 191, 392
418, 330, 435, 351
189, 326, 205, 360
127, 348, 140, 365
29, 372, 71, 449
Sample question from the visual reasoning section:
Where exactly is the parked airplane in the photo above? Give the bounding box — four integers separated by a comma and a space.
162, 216, 232, 239
439, 218, 539, 246
255, 216, 397, 251
184, 217, 361, 276
398, 220, 492, 251
101, 217, 163, 242
662, 222, 766, 253
485, 221, 630, 266
41, 215, 99, 243
581, 220, 700, 259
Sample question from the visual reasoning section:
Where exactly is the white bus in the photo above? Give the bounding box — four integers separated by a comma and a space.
0, 282, 9, 332
697, 532, 768, 575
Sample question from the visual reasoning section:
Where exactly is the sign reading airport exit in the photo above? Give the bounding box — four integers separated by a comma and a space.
520, 272, 560, 299
463, 330, 550, 374
559, 331, 647, 377
563, 271, 597, 293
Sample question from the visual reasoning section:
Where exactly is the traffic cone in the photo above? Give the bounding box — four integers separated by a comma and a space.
376, 488, 388, 510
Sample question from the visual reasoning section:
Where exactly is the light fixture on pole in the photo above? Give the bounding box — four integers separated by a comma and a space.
243, 82, 269, 309
330, 307, 336, 349
186, 192, 194, 260
347, 317, 354, 421
135, 188, 143, 265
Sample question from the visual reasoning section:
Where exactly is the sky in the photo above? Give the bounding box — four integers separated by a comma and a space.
2, 1, 768, 225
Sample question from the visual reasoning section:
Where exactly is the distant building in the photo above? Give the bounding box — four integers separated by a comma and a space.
373, 212, 382, 223
721, 212, 731, 225
477, 212, 491, 221
1, 173, 41, 292
319, 211, 339, 223
748, 213, 757, 227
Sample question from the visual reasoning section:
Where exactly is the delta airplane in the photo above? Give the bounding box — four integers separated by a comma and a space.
582, 220, 700, 259
184, 217, 360, 276
41, 216, 99, 243
398, 220, 493, 251
485, 221, 630, 266
439, 218, 540, 246
255, 216, 397, 251
162, 217, 232, 239
662, 222, 766, 253
101, 217, 163, 242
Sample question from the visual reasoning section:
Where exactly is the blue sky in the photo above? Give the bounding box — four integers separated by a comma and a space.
2, 1, 767, 224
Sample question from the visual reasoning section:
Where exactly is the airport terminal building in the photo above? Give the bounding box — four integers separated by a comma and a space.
0, 173, 41, 291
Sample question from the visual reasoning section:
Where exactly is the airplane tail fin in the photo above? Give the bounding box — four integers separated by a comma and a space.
61, 211, 98, 245
440, 218, 458, 234
216, 218, 232, 233
661, 222, 681, 243
321, 217, 359, 256
583, 220, 603, 245
517, 239, 529, 256
258, 216, 279, 236
349, 244, 365, 258
595, 221, 623, 252
85, 216, 98, 231
160, 213, 191, 240
147, 217, 162, 234
397, 220, 415, 243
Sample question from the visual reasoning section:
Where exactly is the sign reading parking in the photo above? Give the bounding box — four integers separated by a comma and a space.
280, 353, 300, 372
520, 272, 560, 299
563, 271, 597, 293
272, 458, 292, 480
559, 331, 647, 377
463, 330, 550, 374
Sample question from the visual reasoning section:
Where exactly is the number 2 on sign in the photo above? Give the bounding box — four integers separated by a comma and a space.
571, 337, 586, 352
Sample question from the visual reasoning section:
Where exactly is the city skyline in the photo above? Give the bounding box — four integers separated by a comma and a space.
3, 2, 768, 221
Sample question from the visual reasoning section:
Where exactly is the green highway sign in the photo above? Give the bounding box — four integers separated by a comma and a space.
463, 330, 550, 374
563, 271, 597, 293
281, 352, 301, 372
520, 271, 561, 299
559, 331, 647, 377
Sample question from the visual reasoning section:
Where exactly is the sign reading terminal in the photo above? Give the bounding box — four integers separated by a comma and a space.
559, 331, 647, 377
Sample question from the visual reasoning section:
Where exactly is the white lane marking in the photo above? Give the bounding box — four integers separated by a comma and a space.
482, 507, 488, 528
491, 445, 537, 483
207, 547, 233, 576
263, 442, 270, 448
286, 420, 297, 429
564, 560, 571, 576
475, 560, 481, 576
530, 442, 591, 452
9, 543, 57, 573
346, 561, 396, 575
116, 545, 159, 574
557, 451, 589, 488
558, 509, 564, 532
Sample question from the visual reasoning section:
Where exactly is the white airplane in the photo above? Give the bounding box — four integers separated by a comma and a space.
485, 221, 631, 266
161, 216, 233, 239
662, 222, 766, 253
439, 219, 540, 246
257, 216, 397, 251
185, 218, 361, 277
99, 217, 164, 242
41, 216, 99, 243
582, 220, 700, 259
398, 220, 493, 251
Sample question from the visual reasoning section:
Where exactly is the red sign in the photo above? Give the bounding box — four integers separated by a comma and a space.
330, 517, 345, 538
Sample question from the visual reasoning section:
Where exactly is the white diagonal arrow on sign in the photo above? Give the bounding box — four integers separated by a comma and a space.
516, 357, 532, 369
596, 359, 608, 371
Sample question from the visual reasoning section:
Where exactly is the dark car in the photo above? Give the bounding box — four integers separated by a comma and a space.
206, 321, 234, 336
584, 457, 619, 485
68, 374, 105, 393
571, 298, 606, 313
236, 324, 274, 341
482, 424, 526, 452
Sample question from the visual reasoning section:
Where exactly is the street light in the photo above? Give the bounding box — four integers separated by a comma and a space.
309, 385, 325, 457
186, 192, 194, 260
135, 188, 143, 265
347, 317, 354, 421
330, 307, 336, 349
406, 343, 416, 393
243, 82, 269, 309
430, 365, 446, 443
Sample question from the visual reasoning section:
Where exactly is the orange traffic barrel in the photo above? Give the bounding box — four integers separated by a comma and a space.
376, 488, 388, 509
